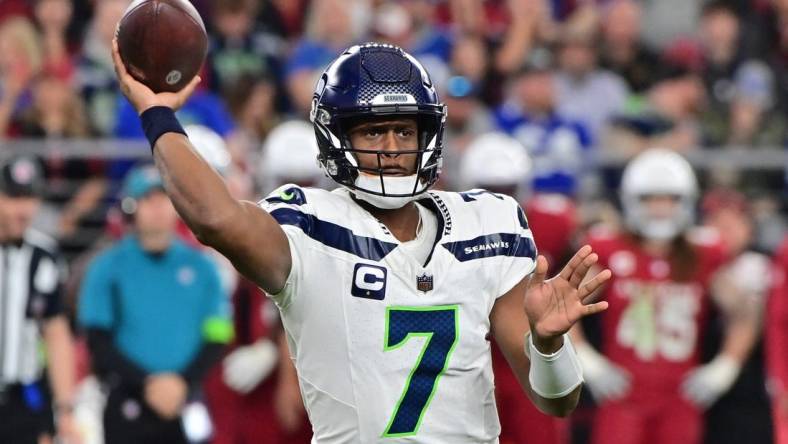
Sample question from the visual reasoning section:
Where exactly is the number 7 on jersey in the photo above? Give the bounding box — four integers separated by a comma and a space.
382, 305, 459, 437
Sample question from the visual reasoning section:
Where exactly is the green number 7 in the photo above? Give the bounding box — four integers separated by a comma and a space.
382, 305, 459, 437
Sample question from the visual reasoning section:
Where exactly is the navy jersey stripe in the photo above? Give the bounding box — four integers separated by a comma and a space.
442, 233, 536, 262
270, 208, 397, 262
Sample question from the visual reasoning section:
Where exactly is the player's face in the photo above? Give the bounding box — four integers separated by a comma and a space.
348, 117, 419, 175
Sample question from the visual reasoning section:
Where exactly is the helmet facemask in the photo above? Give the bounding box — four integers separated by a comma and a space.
310, 43, 447, 209
313, 103, 446, 208
622, 193, 696, 241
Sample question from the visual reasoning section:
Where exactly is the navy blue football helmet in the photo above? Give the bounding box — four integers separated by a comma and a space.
310, 43, 447, 196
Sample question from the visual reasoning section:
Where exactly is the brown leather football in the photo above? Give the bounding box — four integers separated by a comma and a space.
116, 0, 207, 93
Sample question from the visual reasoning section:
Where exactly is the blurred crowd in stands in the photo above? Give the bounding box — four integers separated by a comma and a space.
0, 0, 787, 443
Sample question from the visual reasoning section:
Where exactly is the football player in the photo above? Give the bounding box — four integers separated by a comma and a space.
112, 41, 611, 443
767, 236, 788, 444
570, 149, 759, 444
459, 132, 577, 444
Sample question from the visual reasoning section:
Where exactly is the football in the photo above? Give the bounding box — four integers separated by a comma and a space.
116, 0, 207, 93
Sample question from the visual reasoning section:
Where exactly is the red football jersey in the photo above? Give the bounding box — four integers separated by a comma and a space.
585, 228, 728, 400
525, 194, 578, 272
767, 237, 788, 394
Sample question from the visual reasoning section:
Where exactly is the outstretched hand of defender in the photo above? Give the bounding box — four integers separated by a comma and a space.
111, 38, 201, 115
524, 246, 611, 345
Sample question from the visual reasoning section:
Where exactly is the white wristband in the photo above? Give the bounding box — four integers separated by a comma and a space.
525, 332, 584, 399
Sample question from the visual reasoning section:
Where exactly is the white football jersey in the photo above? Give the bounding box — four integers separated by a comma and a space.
260, 185, 537, 444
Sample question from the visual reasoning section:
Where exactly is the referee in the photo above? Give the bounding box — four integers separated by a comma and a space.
0, 156, 80, 443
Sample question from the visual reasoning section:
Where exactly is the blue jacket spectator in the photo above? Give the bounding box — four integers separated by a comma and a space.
114, 90, 236, 140
495, 102, 592, 196
110, 91, 236, 181
495, 53, 593, 196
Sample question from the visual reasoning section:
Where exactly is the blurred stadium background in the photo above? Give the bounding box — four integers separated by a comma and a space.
1, 0, 787, 443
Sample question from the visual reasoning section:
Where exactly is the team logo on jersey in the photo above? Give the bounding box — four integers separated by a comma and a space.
264, 187, 307, 206
416, 273, 433, 292
351, 263, 387, 300
177, 266, 195, 286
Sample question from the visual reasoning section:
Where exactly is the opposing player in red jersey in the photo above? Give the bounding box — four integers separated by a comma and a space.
767, 237, 788, 444
460, 132, 577, 444
570, 149, 759, 444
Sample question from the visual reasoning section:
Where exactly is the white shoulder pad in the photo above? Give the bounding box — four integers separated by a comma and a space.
433, 189, 529, 238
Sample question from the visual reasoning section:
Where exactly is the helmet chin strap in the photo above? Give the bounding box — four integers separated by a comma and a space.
349, 173, 427, 209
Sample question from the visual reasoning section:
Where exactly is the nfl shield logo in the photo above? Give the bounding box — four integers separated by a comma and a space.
416, 273, 433, 292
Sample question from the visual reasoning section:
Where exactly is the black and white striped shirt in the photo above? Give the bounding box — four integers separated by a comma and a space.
0, 229, 65, 385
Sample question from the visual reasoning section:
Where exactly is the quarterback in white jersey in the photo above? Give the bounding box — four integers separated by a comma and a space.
261, 184, 535, 442
112, 40, 611, 443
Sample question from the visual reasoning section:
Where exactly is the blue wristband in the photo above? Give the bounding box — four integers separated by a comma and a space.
140, 106, 186, 151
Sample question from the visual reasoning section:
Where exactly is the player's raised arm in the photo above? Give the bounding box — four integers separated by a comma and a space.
111, 39, 291, 293
491, 247, 611, 416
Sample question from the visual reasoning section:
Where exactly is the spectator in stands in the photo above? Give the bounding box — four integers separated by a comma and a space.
266, 0, 311, 38
0, 16, 43, 139
371, 0, 453, 69
0, 0, 30, 22
33, 0, 75, 80
17, 73, 89, 138
14, 72, 109, 260
114, 90, 236, 141
485, 0, 539, 75
697, 2, 785, 147
285, 0, 369, 116
602, 65, 706, 158
700, 189, 773, 444
206, 0, 285, 99
439, 75, 495, 190
449, 34, 487, 95
639, 0, 704, 51
555, 28, 630, 141
746, 0, 788, 124
598, 0, 660, 94
495, 48, 592, 197
74, 0, 126, 136
78, 165, 231, 444
113, 84, 236, 179
223, 73, 281, 172
0, 155, 81, 444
